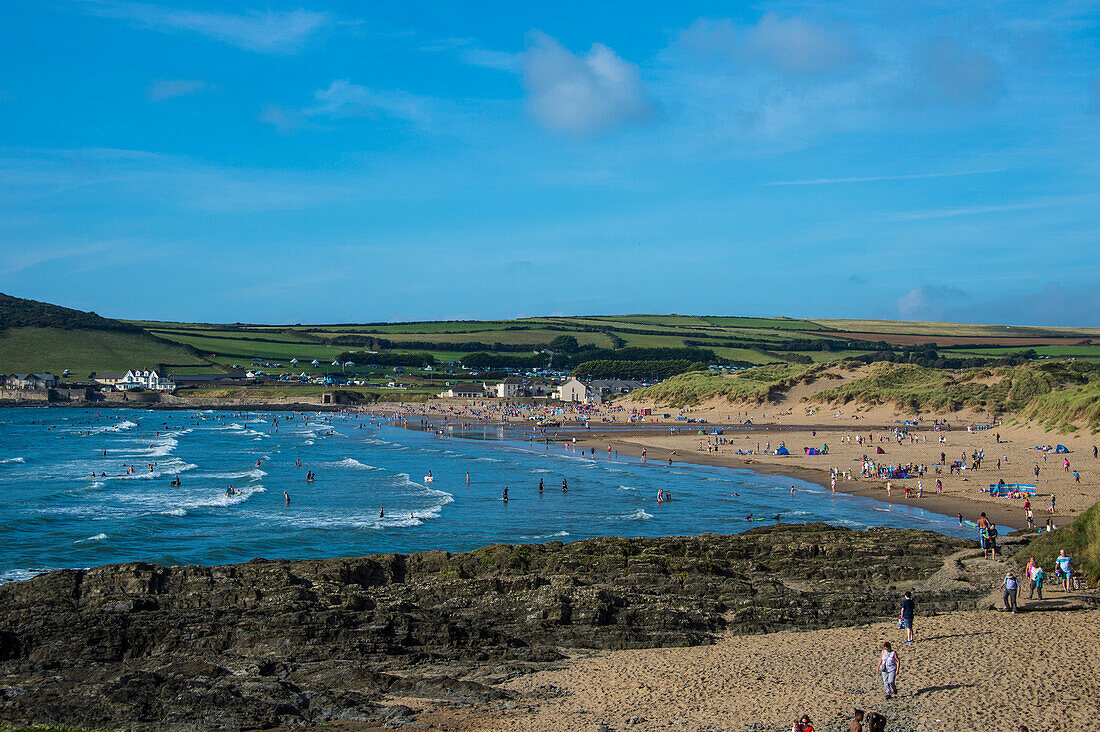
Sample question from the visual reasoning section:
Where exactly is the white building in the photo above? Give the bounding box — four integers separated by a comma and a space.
554, 378, 587, 402
115, 369, 175, 391
494, 376, 524, 398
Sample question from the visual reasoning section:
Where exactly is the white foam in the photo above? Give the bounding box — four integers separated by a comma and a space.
618, 508, 654, 521
0, 568, 54, 584
617, 485, 638, 491
75, 533, 108, 544
332, 458, 381, 471
90, 420, 137, 434
0, 457, 26, 464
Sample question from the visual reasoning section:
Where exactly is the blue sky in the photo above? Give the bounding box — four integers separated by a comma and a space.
1, 1, 1098, 325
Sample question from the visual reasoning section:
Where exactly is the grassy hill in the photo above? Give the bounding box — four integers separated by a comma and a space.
0, 294, 207, 376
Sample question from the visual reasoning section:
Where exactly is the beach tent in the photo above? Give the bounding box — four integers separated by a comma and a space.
1055, 445, 1070, 453
775, 446, 790, 455
876, 446, 886, 454
805, 448, 820, 455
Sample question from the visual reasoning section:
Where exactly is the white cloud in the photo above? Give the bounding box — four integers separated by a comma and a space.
146, 78, 207, 101
309, 80, 430, 123
675, 14, 861, 74
259, 80, 434, 132
896, 285, 970, 319
766, 168, 1003, 186
521, 31, 651, 135
745, 14, 860, 74
911, 39, 1002, 106
74, 1, 330, 53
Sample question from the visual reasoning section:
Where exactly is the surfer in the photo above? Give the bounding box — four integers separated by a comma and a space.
502, 487, 509, 502
296, 458, 301, 467
562, 478, 568, 493
256, 459, 262, 468
170, 475, 181, 487
466, 472, 470, 484
538, 479, 543, 494
747, 513, 754, 521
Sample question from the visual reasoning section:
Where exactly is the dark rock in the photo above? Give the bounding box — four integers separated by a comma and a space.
0, 524, 988, 730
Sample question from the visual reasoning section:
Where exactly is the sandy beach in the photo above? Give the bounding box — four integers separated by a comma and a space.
441, 605, 1100, 732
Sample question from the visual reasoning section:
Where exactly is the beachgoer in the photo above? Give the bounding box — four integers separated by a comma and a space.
562, 478, 568, 493
1055, 550, 1072, 592
900, 591, 915, 642
987, 523, 999, 560
792, 715, 814, 732
879, 642, 900, 698
284, 491, 290, 504
502, 486, 508, 502
379, 507, 384, 518
1029, 562, 1044, 600
1001, 571, 1019, 613
849, 709, 865, 732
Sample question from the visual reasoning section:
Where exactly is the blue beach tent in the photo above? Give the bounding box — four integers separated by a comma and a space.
775, 446, 790, 455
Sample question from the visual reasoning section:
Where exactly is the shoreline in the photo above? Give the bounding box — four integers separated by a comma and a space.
578, 430, 1034, 531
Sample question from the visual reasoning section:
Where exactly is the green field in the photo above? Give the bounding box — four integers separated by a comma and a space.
0, 327, 207, 375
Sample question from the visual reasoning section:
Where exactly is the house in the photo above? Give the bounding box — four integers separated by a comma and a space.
494, 376, 524, 398
93, 374, 125, 389
114, 369, 176, 391
439, 382, 487, 398
554, 378, 587, 403
588, 379, 644, 403
4, 373, 57, 389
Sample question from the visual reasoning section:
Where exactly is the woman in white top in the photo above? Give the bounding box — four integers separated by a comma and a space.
879, 642, 900, 699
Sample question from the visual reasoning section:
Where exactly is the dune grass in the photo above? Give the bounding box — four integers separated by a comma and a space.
630, 364, 816, 407
807, 361, 1098, 419
1020, 381, 1100, 433
1022, 501, 1100, 585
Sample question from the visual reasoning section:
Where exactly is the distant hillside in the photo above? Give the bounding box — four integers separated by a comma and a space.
0, 293, 141, 333
0, 294, 209, 375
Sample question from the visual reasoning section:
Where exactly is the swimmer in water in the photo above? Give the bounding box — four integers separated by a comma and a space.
790, 486, 796, 496
502, 486, 509, 502
379, 507, 384, 518
284, 491, 291, 504
562, 478, 568, 493
747, 513, 754, 521
466, 472, 470, 484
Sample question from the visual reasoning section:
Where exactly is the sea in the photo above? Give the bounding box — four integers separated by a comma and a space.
0, 407, 971, 583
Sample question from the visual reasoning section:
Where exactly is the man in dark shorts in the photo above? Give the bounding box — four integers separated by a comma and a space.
900, 591, 915, 642
976, 512, 990, 557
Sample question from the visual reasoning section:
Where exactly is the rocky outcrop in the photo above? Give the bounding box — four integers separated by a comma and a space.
0, 524, 989, 730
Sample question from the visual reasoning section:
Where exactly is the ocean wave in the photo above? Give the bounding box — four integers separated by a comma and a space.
616, 508, 654, 521
473, 457, 502, 462
303, 440, 315, 446
617, 485, 638, 491
91, 420, 137, 434
195, 468, 267, 481
0, 568, 55, 584
0, 457, 25, 464
332, 458, 381, 471
75, 533, 108, 544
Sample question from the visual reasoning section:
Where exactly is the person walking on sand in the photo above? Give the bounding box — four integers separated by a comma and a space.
1001, 571, 1019, 613
900, 591, 915, 642
879, 642, 900, 698
1055, 550, 1072, 592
